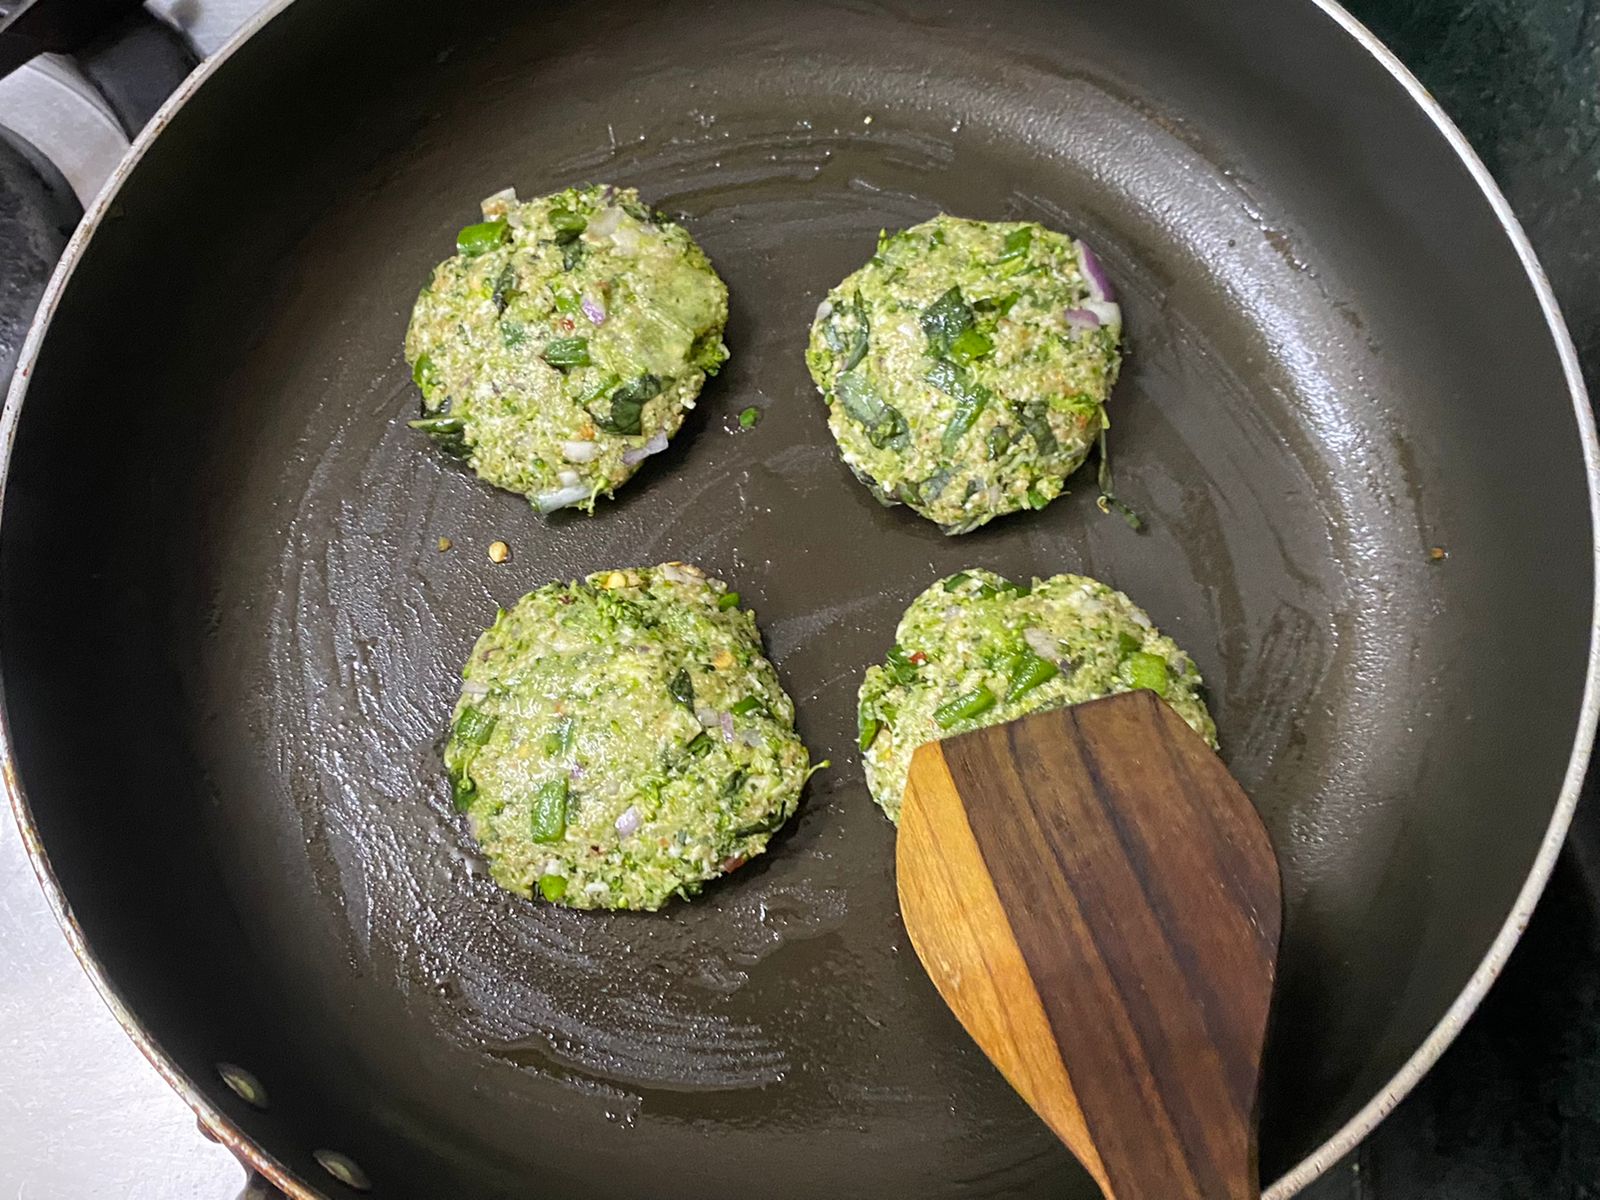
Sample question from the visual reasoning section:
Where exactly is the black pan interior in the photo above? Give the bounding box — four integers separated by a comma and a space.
1, 1, 1592, 1196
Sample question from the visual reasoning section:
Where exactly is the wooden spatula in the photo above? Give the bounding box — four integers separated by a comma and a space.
897, 689, 1281, 1200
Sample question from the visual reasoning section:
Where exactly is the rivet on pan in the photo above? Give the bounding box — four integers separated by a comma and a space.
216, 1063, 268, 1110
314, 1149, 372, 1192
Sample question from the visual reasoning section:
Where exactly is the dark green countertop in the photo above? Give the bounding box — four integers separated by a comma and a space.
1304, 5, 1600, 1196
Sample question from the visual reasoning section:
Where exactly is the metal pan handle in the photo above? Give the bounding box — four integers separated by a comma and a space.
0, 0, 196, 134
0, 0, 144, 80
237, 1173, 289, 1200
199, 1117, 293, 1199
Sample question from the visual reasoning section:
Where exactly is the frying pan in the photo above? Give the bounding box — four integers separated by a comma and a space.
3, 0, 1596, 1197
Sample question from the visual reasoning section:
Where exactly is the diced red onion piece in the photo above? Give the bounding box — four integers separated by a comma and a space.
1077, 239, 1116, 303
615, 805, 643, 837
622, 432, 669, 466
581, 294, 607, 326
719, 712, 735, 743
659, 562, 701, 585
1084, 299, 1122, 330
480, 186, 517, 218
560, 439, 601, 463
588, 206, 623, 238
557, 468, 581, 488
815, 299, 833, 322
461, 678, 491, 698
534, 484, 590, 513
1064, 307, 1101, 332
1024, 627, 1062, 661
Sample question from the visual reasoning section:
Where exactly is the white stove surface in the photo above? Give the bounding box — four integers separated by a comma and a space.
0, 6, 276, 1195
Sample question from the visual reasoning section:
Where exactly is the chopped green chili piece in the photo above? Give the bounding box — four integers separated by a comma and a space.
934, 685, 998, 728
542, 337, 591, 369
942, 572, 972, 592
1006, 652, 1060, 701
668, 668, 695, 709
451, 775, 476, 811
538, 873, 568, 901
411, 353, 437, 393
408, 415, 465, 436
730, 696, 763, 717
454, 707, 497, 746
858, 711, 881, 752
738, 405, 762, 429
683, 731, 712, 757
530, 778, 569, 843
541, 716, 575, 757
457, 218, 509, 256
717, 591, 741, 610
1128, 651, 1170, 696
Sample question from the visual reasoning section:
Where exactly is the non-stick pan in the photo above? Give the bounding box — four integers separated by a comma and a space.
3, 1, 1596, 1196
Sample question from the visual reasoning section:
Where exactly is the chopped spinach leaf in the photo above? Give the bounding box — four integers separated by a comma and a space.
1128, 651, 1169, 696
884, 644, 922, 686
840, 290, 870, 373
948, 326, 994, 364
593, 375, 662, 435
920, 286, 975, 355
835, 371, 909, 449
668, 667, 695, 709
1096, 427, 1145, 531
548, 207, 587, 239
542, 337, 590, 370
1020, 401, 1058, 455
927, 359, 991, 453
492, 262, 518, 314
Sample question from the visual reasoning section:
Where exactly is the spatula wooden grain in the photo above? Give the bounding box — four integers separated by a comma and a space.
897, 690, 1281, 1200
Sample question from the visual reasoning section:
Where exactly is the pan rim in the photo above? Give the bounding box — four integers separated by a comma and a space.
0, 1, 1594, 1196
